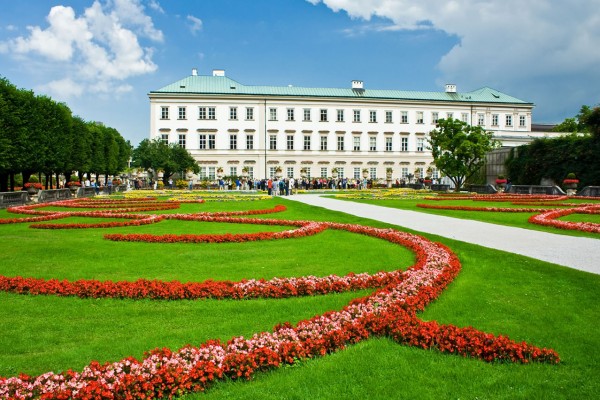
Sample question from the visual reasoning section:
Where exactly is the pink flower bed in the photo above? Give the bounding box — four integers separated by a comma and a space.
0, 199, 561, 399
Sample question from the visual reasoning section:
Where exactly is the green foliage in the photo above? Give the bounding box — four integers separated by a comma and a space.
428, 118, 500, 191
132, 139, 199, 184
0, 75, 129, 191
552, 104, 597, 134
506, 134, 600, 186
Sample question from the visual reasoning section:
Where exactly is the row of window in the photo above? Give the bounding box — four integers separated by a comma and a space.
161, 106, 527, 127
164, 133, 426, 152
196, 166, 438, 180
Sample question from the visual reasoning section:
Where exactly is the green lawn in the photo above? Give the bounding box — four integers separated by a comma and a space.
0, 196, 599, 399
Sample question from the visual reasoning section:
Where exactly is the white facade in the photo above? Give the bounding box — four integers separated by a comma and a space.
149, 70, 562, 181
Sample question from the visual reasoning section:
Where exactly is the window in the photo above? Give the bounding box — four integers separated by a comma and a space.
337, 167, 344, 178
160, 133, 168, 144
178, 134, 186, 148
199, 134, 207, 149
178, 107, 186, 120
246, 166, 254, 179
304, 167, 311, 179
303, 108, 311, 121
160, 107, 169, 119
402, 167, 408, 179
446, 112, 454, 119
477, 113, 485, 126
208, 134, 215, 149
417, 137, 424, 152
369, 136, 377, 151
353, 136, 361, 151
506, 115, 513, 127
229, 107, 238, 120
369, 168, 376, 180
353, 110, 361, 122
268, 167, 276, 178
320, 167, 327, 178
286, 134, 294, 150
269, 108, 277, 121
246, 134, 254, 150
208, 167, 216, 180
230, 167, 237, 177
269, 135, 277, 150
432, 112, 439, 124
385, 136, 392, 151
199, 167, 207, 180
432, 168, 439, 179
198, 107, 206, 120
416, 111, 424, 124
208, 107, 216, 120
337, 109, 344, 122
401, 137, 408, 152
287, 167, 294, 178
287, 108, 295, 121
229, 134, 237, 150
320, 136, 327, 150
320, 109, 328, 122
369, 110, 377, 123
337, 136, 344, 150
303, 135, 311, 150
461, 113, 468, 123
520, 115, 526, 127
492, 114, 499, 126
401, 111, 408, 123
246, 107, 254, 120
385, 111, 392, 123
353, 167, 360, 179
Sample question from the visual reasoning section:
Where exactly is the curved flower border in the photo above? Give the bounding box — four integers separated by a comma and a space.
0, 208, 560, 399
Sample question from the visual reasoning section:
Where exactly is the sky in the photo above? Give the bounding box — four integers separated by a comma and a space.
1, 0, 599, 146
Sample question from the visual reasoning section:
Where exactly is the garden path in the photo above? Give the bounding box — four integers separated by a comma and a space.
285, 194, 600, 275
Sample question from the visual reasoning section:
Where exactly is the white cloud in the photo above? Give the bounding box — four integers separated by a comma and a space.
187, 15, 203, 35
148, 0, 165, 14
308, 0, 600, 119
0, 0, 162, 99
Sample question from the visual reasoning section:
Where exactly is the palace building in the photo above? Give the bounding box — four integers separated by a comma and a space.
148, 68, 560, 181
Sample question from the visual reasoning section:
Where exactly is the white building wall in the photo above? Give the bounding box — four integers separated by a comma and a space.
149, 92, 553, 181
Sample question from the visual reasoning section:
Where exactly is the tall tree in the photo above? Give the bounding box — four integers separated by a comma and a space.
428, 118, 500, 191
132, 139, 199, 184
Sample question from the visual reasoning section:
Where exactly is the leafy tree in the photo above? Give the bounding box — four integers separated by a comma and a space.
552, 104, 595, 133
428, 118, 500, 191
132, 139, 199, 184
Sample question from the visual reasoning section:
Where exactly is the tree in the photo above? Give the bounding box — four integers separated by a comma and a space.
131, 139, 199, 184
552, 104, 595, 134
428, 118, 500, 191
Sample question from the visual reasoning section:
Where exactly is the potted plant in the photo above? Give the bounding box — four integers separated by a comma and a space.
300, 167, 308, 178
275, 166, 283, 178
241, 166, 249, 178
563, 173, 579, 194
24, 181, 42, 195
496, 175, 507, 187
423, 176, 432, 187
67, 180, 81, 194
362, 168, 369, 178
216, 167, 224, 178
385, 167, 393, 179
331, 167, 339, 178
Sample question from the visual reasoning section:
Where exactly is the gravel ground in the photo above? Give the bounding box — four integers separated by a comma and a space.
285, 194, 600, 275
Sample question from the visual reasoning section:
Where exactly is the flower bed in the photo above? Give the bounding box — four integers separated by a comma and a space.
0, 198, 560, 399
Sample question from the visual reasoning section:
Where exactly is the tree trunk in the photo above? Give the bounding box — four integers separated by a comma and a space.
9, 173, 15, 192
0, 173, 8, 192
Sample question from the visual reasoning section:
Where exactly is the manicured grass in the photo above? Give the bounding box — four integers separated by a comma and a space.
1, 195, 599, 399
338, 197, 600, 239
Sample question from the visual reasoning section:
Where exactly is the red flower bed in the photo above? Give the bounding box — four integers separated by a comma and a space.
529, 205, 600, 234
0, 199, 561, 399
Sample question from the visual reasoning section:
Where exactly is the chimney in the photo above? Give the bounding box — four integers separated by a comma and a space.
212, 69, 225, 77
352, 80, 364, 89
191, 68, 198, 76
445, 84, 457, 93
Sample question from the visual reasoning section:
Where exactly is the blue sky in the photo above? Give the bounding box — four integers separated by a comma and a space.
1, 0, 599, 146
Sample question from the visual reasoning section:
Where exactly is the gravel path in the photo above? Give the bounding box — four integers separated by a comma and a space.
285, 194, 600, 275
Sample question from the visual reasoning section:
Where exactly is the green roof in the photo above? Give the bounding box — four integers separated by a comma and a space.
150, 74, 531, 105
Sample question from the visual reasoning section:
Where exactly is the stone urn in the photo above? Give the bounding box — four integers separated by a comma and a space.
362, 170, 369, 179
